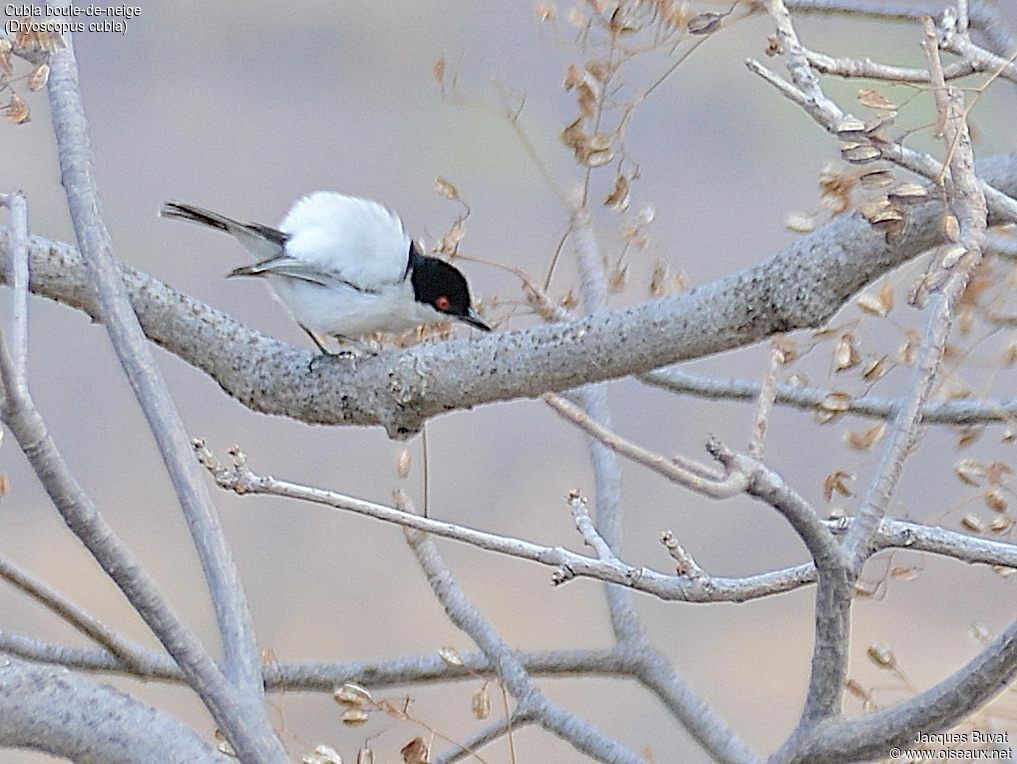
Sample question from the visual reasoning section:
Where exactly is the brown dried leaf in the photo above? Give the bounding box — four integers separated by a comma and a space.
990, 515, 1014, 533
842, 144, 882, 164
887, 183, 928, 204
0, 38, 12, 75
608, 264, 627, 293
472, 686, 491, 719
687, 12, 723, 34
986, 461, 1013, 485
564, 63, 583, 91
857, 293, 888, 317
27, 62, 49, 92
333, 682, 373, 707
860, 169, 894, 190
866, 644, 896, 669
834, 333, 861, 372
957, 425, 983, 449
984, 490, 1007, 513
433, 177, 459, 201
955, 458, 986, 486
438, 646, 464, 666
303, 745, 343, 764
342, 708, 370, 725
4, 94, 29, 124
535, 3, 556, 22
400, 737, 430, 764
785, 211, 815, 233
943, 214, 960, 242
604, 174, 630, 210
845, 422, 885, 451
823, 470, 855, 501
432, 55, 446, 84
861, 355, 889, 382
820, 391, 853, 413
961, 514, 985, 533
858, 89, 897, 111
397, 449, 411, 479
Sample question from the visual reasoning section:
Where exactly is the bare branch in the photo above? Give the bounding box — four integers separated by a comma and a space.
0, 654, 225, 763
401, 494, 645, 764
845, 16, 989, 570
0, 555, 156, 672
3, 155, 1017, 436
45, 38, 270, 725
545, 393, 748, 497
644, 367, 1017, 425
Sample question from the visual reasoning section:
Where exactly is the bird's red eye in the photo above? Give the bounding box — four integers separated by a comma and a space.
435, 295, 451, 312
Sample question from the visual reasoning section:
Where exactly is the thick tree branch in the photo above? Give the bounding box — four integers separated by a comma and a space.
1, 157, 1015, 436
0, 654, 225, 763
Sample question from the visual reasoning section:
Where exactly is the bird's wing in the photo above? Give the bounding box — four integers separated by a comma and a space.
162, 201, 287, 260
228, 256, 378, 293
280, 192, 412, 289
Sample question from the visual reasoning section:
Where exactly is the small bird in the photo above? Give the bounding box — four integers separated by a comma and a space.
161, 192, 490, 352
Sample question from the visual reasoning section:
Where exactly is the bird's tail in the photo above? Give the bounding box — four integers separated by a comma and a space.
161, 201, 288, 259
161, 201, 238, 232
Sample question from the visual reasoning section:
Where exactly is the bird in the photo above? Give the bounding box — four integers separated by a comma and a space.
160, 192, 491, 352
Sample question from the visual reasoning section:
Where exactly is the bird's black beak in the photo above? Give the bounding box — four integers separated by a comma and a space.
459, 307, 492, 332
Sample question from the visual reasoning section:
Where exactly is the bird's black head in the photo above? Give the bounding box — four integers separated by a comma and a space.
410, 250, 491, 331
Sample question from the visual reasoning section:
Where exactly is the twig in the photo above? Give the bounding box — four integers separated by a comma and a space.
643, 367, 1017, 425
545, 393, 748, 498
0, 556, 155, 672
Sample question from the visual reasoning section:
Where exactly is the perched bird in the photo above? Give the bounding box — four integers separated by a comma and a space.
161, 192, 490, 352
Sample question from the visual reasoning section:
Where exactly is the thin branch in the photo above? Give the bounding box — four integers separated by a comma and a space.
744, 60, 1017, 224
45, 36, 269, 718
545, 393, 748, 497
643, 367, 1017, 425
764, 0, 857, 735
845, 16, 989, 570
401, 493, 645, 764
198, 444, 1017, 601
0, 192, 28, 386
0, 555, 156, 672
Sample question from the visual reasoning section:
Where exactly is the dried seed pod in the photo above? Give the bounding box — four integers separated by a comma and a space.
858, 89, 897, 110
333, 683, 373, 707
866, 644, 896, 669
341, 708, 370, 725
433, 177, 459, 201
860, 169, 894, 190
842, 144, 882, 164
27, 62, 50, 91
961, 514, 985, 533
834, 333, 861, 371
687, 11, 723, 34
439, 646, 464, 666
472, 685, 491, 719
887, 183, 928, 204
603, 175, 630, 210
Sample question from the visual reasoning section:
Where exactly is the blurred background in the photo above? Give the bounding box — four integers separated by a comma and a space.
2, 1, 1016, 761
